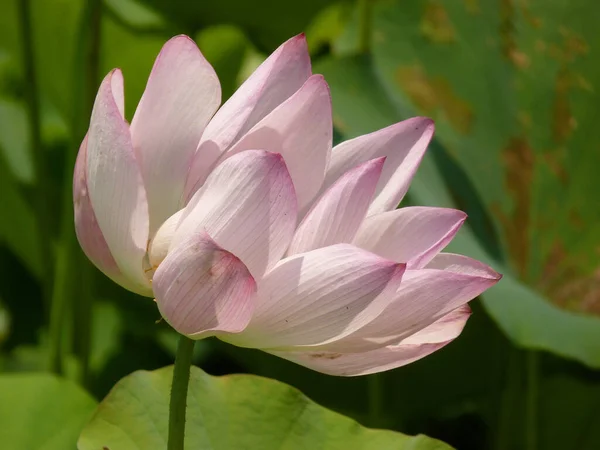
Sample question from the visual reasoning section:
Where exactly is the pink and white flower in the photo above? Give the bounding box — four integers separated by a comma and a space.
74, 34, 501, 376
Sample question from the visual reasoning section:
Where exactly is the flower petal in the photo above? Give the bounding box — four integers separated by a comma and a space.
270, 305, 470, 376
269, 311, 467, 377
130, 35, 221, 234
322, 118, 434, 215
353, 206, 466, 269
86, 69, 150, 291
425, 252, 502, 275
148, 209, 184, 269
224, 75, 332, 210
287, 157, 385, 256
331, 255, 500, 349
222, 244, 406, 349
184, 34, 311, 200
173, 150, 297, 279
400, 305, 471, 345
154, 230, 257, 338
74, 134, 141, 293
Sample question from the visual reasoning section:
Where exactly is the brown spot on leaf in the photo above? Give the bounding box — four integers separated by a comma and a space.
551, 266, 600, 315
309, 352, 343, 360
518, 111, 532, 129
568, 210, 585, 231
534, 40, 547, 53
497, 137, 535, 277
575, 74, 593, 92
499, 0, 532, 69
510, 51, 530, 69
542, 147, 568, 184
463, 0, 480, 14
553, 70, 576, 143
549, 28, 588, 64
396, 65, 473, 134
420, 1, 456, 44
536, 232, 600, 316
518, 1, 542, 28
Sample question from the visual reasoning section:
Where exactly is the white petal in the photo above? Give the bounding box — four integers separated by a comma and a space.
74, 134, 151, 296
400, 305, 471, 345
224, 75, 333, 211
173, 150, 297, 279
269, 340, 453, 377
130, 35, 221, 234
353, 206, 466, 269
335, 259, 501, 349
184, 34, 311, 200
148, 209, 184, 269
323, 118, 434, 215
223, 244, 405, 349
287, 158, 385, 256
154, 230, 257, 338
270, 305, 471, 376
86, 70, 150, 291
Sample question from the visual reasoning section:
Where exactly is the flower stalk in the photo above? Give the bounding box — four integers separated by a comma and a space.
17, 0, 53, 308
168, 334, 196, 450
357, 0, 373, 54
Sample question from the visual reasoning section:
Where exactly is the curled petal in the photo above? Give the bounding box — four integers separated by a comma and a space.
401, 305, 471, 345
225, 75, 333, 210
131, 35, 221, 234
353, 206, 466, 269
223, 244, 406, 349
269, 306, 469, 376
323, 118, 434, 215
73, 134, 149, 294
174, 150, 297, 279
86, 69, 150, 292
154, 230, 257, 338
184, 34, 311, 199
287, 157, 385, 256
326, 255, 500, 351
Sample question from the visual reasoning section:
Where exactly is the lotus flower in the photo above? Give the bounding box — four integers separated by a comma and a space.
74, 34, 501, 376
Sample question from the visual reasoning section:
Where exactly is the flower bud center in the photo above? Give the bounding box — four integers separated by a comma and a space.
148, 209, 184, 270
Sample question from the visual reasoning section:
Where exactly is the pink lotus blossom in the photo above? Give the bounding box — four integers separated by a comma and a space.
74, 34, 501, 376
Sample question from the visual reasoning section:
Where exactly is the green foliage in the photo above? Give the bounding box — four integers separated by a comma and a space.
1, 0, 599, 449
135, 0, 348, 49
0, 373, 96, 449
366, 0, 600, 363
78, 366, 452, 450
316, 3, 600, 368
0, 157, 41, 278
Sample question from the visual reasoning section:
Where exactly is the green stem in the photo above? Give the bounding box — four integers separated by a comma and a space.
367, 374, 383, 427
494, 348, 520, 450
47, 243, 71, 374
17, 0, 53, 307
168, 335, 196, 450
71, 0, 102, 386
47, 0, 103, 380
525, 351, 539, 450
357, 0, 373, 54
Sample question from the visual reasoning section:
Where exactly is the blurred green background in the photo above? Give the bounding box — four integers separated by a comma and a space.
1, 0, 599, 449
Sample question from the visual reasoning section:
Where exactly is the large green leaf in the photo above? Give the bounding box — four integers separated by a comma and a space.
368, 0, 600, 313
0, 156, 41, 278
0, 373, 97, 449
195, 25, 250, 100
78, 366, 452, 449
0, 0, 83, 127
316, 55, 600, 367
135, 0, 346, 49
0, 98, 33, 183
